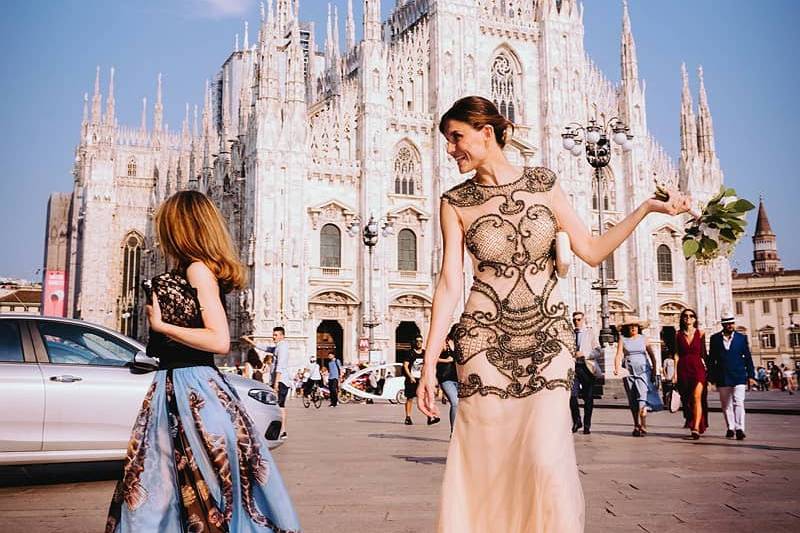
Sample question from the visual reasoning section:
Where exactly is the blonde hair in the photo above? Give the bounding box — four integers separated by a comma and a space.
155, 190, 247, 292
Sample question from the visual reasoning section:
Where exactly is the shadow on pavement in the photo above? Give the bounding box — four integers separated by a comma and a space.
368, 433, 449, 443
684, 441, 800, 452
392, 455, 446, 465
355, 419, 405, 425
0, 461, 123, 487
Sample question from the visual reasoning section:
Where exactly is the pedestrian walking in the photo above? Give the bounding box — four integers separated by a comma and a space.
105, 190, 300, 532
707, 312, 756, 440
769, 363, 781, 390
675, 308, 709, 439
662, 356, 676, 408
780, 364, 795, 394
327, 352, 342, 407
436, 325, 460, 436
614, 316, 663, 437
403, 334, 439, 425
756, 366, 768, 391
271, 326, 292, 440
569, 311, 600, 435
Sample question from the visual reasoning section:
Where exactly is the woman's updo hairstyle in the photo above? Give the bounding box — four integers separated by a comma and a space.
438, 96, 514, 148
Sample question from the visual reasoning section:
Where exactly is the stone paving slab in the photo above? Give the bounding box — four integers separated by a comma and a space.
1, 399, 798, 532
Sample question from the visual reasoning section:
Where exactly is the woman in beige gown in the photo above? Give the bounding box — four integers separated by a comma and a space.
416, 96, 690, 533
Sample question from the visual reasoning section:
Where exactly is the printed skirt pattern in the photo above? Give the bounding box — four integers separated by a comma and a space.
106, 366, 301, 532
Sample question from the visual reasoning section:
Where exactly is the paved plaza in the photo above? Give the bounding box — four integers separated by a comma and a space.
1, 399, 799, 532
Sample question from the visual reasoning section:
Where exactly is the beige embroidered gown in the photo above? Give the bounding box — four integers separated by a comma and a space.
439, 167, 584, 533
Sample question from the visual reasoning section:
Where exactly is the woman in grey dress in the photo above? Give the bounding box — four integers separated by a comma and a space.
614, 316, 663, 436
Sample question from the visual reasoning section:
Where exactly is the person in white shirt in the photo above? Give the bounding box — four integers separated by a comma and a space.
268, 327, 292, 440
304, 357, 322, 397
242, 326, 294, 439
569, 312, 600, 434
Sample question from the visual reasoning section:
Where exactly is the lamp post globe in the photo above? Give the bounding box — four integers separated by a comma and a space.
561, 117, 631, 347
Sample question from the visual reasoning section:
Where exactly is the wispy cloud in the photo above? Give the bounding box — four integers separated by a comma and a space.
190, 0, 254, 19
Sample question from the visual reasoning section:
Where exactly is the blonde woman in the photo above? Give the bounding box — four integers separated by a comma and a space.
106, 191, 300, 532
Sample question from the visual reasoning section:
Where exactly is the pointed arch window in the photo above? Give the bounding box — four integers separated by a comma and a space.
657, 244, 674, 282
393, 143, 421, 195
120, 232, 143, 337
127, 157, 137, 178
398, 229, 417, 272
603, 253, 616, 281
491, 51, 521, 123
320, 224, 341, 268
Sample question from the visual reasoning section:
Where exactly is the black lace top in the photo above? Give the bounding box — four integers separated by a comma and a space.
146, 270, 216, 370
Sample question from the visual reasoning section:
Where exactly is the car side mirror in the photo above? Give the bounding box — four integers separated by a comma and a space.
131, 350, 159, 374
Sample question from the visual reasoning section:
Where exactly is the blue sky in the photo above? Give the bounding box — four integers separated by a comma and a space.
1, 0, 797, 280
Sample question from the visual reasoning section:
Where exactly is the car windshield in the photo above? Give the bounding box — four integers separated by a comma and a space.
38, 322, 136, 367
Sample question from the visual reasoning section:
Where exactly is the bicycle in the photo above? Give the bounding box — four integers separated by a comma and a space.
302, 383, 323, 409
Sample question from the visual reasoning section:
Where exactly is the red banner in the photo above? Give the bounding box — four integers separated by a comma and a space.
43, 270, 66, 317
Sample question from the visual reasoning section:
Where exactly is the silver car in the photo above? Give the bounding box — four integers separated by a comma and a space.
0, 315, 284, 466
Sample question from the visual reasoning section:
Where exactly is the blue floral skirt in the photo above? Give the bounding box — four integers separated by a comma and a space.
106, 366, 301, 532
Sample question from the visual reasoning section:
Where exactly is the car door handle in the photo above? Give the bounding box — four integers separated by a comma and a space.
50, 375, 83, 383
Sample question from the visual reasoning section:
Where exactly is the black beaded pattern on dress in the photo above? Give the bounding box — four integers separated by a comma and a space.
443, 167, 575, 399
152, 270, 204, 328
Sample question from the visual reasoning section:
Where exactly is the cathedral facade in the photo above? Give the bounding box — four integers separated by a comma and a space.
55, 0, 733, 369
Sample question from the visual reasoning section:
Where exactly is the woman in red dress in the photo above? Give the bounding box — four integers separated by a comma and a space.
675, 308, 708, 439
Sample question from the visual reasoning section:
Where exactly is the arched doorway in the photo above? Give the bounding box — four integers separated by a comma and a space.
659, 302, 686, 358
316, 320, 343, 363
660, 326, 677, 358
395, 321, 420, 362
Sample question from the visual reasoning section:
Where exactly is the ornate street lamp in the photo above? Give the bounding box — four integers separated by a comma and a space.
362, 214, 380, 351
562, 117, 632, 347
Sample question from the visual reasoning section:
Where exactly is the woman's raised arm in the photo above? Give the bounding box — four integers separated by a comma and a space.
549, 181, 691, 267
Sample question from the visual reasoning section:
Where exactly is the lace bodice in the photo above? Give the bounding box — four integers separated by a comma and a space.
147, 270, 215, 369
442, 167, 574, 399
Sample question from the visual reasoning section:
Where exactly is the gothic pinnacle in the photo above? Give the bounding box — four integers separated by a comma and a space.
346, 0, 355, 50
154, 72, 164, 133
620, 0, 638, 83
91, 65, 102, 124
82, 92, 89, 125
105, 66, 116, 126
140, 97, 147, 133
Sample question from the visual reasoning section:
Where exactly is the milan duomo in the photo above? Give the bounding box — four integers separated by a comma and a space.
49, 0, 733, 369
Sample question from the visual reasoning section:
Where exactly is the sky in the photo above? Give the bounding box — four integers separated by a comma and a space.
1, 0, 798, 280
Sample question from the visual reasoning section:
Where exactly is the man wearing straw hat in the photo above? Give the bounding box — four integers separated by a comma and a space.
707, 312, 756, 440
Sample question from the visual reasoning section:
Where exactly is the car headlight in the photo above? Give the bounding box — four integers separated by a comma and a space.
248, 388, 278, 405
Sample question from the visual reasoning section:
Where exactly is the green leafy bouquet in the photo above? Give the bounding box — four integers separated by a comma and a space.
653, 182, 755, 264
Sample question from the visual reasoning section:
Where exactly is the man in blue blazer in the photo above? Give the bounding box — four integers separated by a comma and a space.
707, 312, 756, 440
